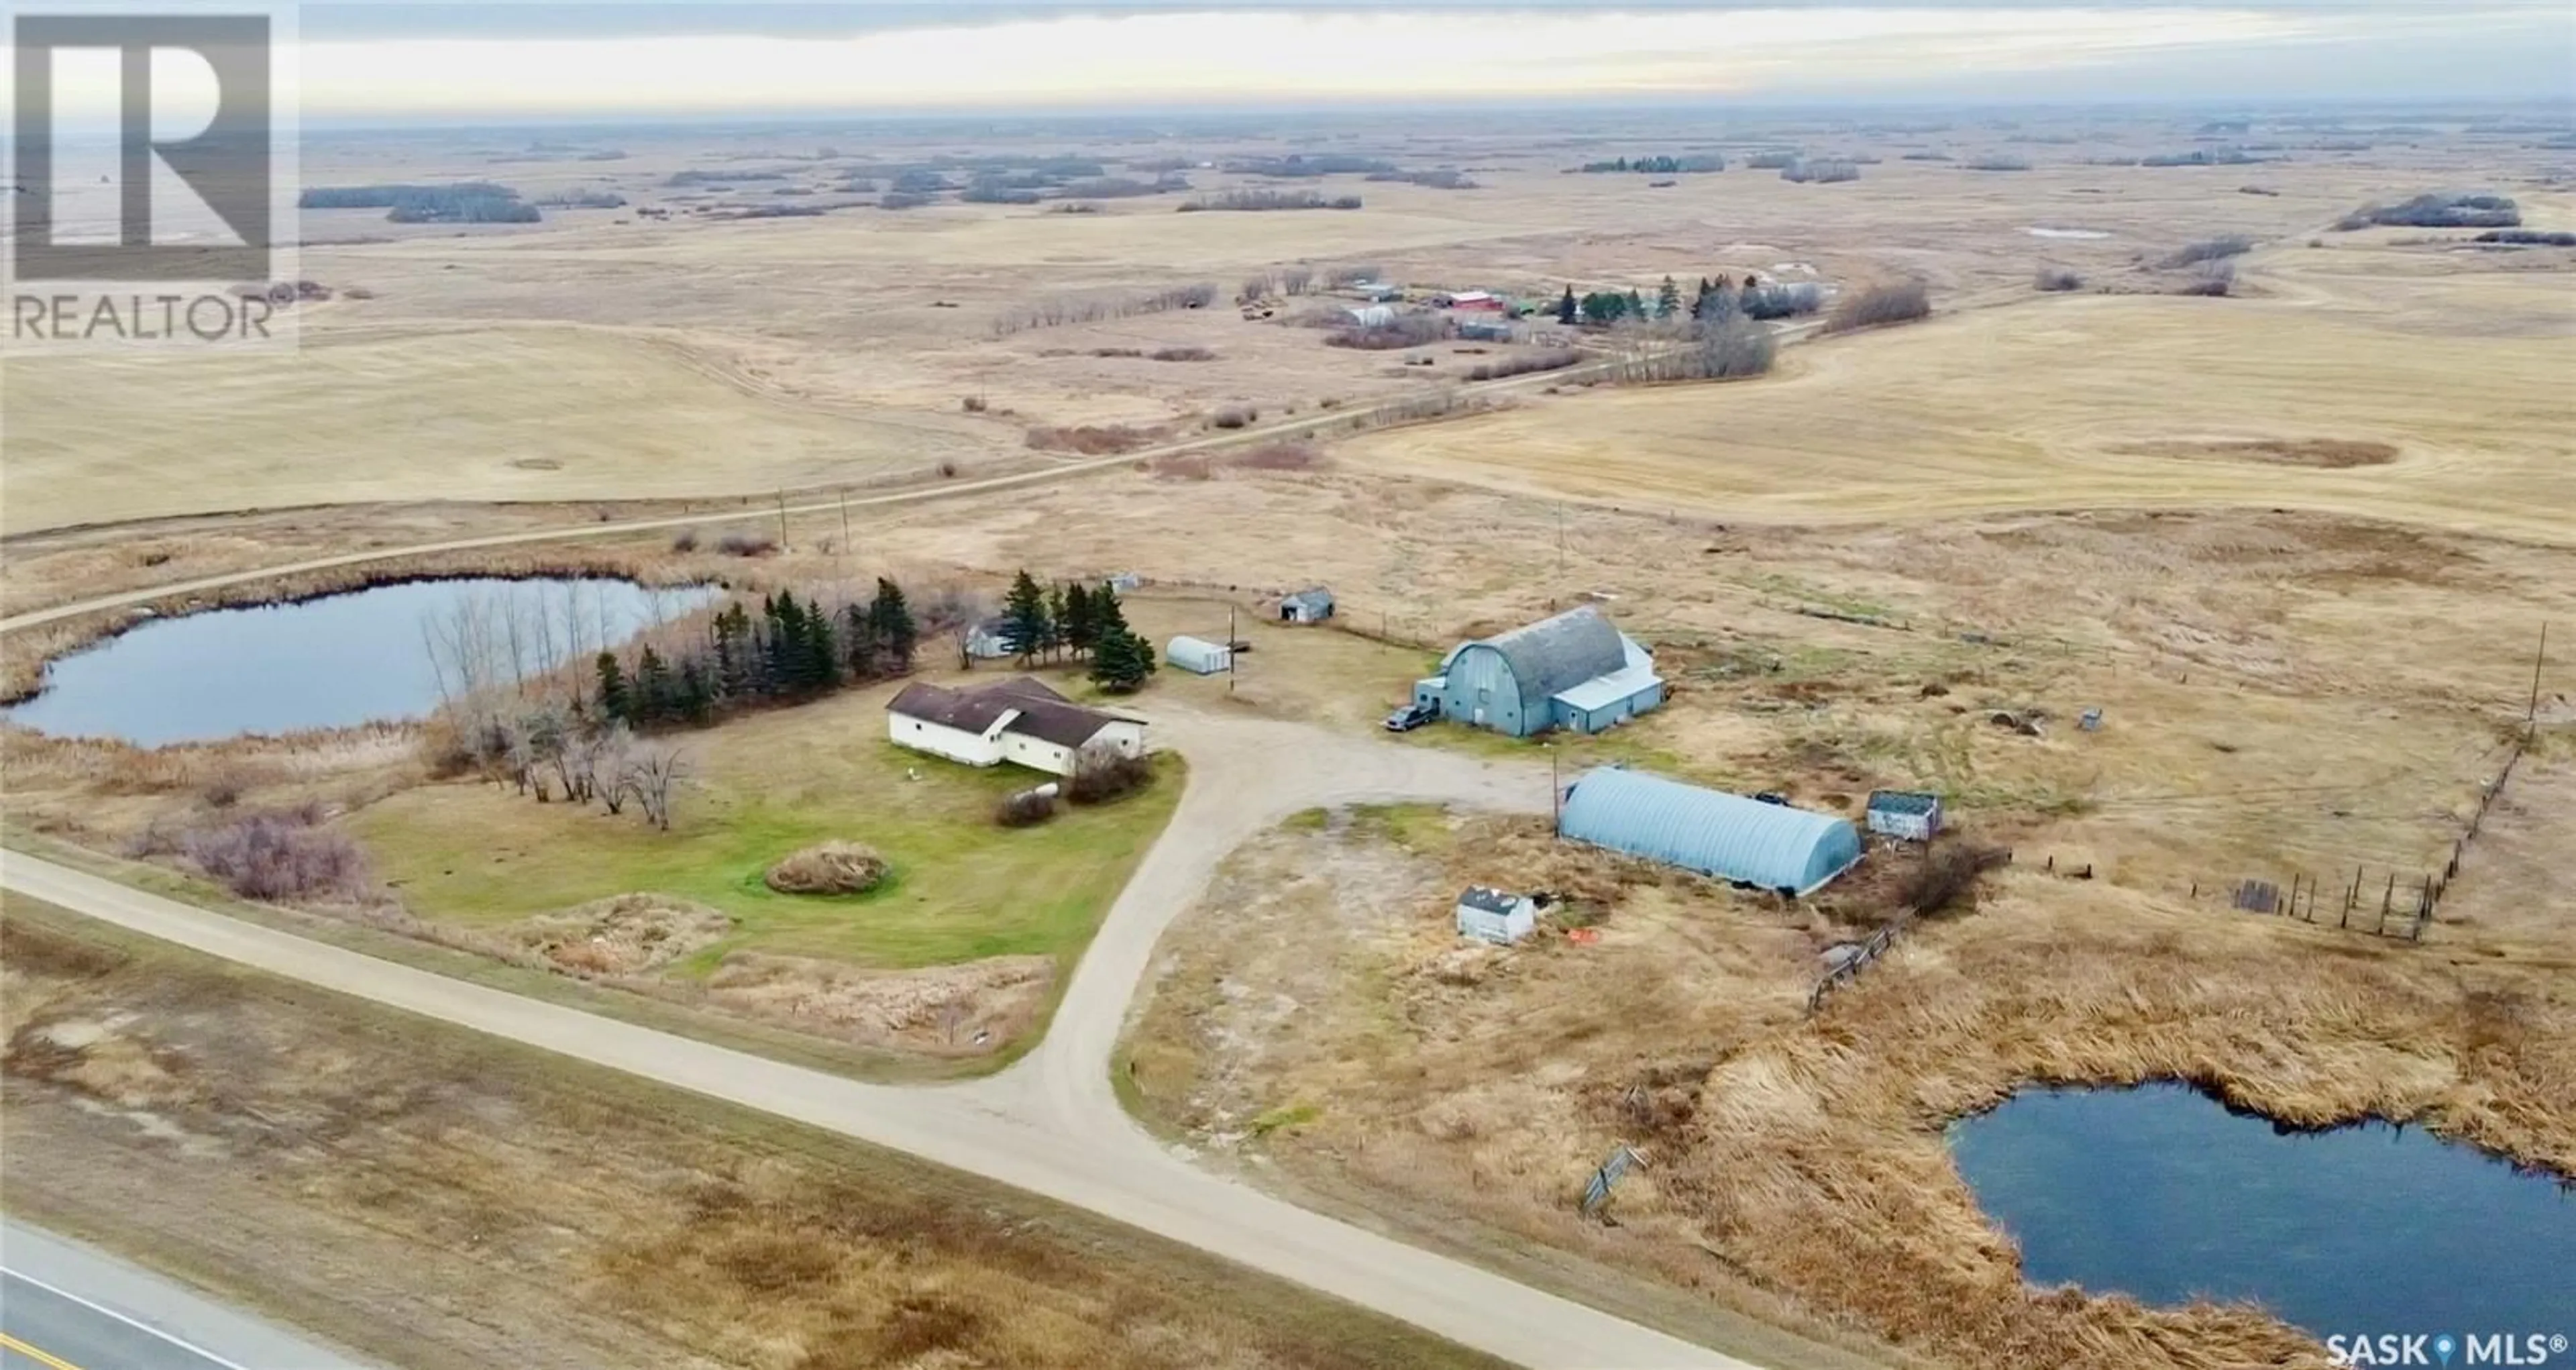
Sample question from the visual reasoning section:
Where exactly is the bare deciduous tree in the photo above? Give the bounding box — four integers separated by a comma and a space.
624, 747, 688, 831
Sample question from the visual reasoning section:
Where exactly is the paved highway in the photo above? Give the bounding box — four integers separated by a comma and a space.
0, 712, 1772, 1369
0, 1218, 370, 1370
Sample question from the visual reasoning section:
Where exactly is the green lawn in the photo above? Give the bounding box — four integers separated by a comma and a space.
350, 698, 1181, 973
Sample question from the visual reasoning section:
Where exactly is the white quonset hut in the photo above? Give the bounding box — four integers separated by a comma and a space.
885, 677, 1144, 778
1166, 635, 1234, 675
1558, 766, 1863, 896
1413, 605, 1662, 737
1454, 886, 1538, 944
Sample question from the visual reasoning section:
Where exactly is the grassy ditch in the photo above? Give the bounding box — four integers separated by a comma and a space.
0, 899, 1506, 1370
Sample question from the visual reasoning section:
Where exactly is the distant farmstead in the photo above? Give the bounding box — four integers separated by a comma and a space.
885, 676, 1144, 777
1413, 605, 1662, 737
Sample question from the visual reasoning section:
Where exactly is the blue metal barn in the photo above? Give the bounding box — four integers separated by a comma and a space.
1414, 606, 1663, 738
1558, 766, 1863, 896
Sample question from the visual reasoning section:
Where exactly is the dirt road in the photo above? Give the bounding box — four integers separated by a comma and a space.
0, 711, 1772, 1369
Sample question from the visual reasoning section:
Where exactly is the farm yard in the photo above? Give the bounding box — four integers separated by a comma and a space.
4, 97, 2574, 1370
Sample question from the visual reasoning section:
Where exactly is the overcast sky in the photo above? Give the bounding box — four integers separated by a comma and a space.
30, 3, 2576, 125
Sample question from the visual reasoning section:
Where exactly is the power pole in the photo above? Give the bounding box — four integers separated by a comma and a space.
775, 488, 790, 551
838, 489, 852, 570
2529, 621, 2548, 735
1557, 501, 1567, 576
1228, 602, 1237, 695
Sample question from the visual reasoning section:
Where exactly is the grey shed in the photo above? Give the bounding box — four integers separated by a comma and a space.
1279, 588, 1334, 623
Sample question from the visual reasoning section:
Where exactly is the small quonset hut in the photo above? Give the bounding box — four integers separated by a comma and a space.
1558, 766, 1862, 896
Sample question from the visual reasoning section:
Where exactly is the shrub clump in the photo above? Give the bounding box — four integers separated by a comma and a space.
1025, 423, 1163, 455
1177, 189, 1361, 213
2172, 260, 2237, 297
763, 841, 890, 896
2033, 267, 2085, 293
1780, 159, 1861, 184
132, 804, 373, 903
716, 531, 777, 557
2159, 235, 2255, 268
996, 789, 1057, 827
1148, 346, 1217, 362
1210, 406, 1256, 430
1900, 843, 2013, 918
2475, 229, 2576, 247
2335, 193, 2520, 231
1822, 280, 1932, 333
1066, 752, 1155, 805
1466, 348, 1580, 382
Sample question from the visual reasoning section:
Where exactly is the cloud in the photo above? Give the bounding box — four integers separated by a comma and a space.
25, 4, 2575, 121
290, 7, 2356, 116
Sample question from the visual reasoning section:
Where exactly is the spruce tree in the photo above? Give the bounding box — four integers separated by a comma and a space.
1061, 583, 1097, 657
1656, 274, 1682, 319
634, 643, 673, 725
1087, 588, 1155, 694
595, 651, 633, 725
1556, 285, 1578, 326
1626, 287, 1647, 319
713, 604, 754, 701
870, 578, 918, 672
1044, 583, 1070, 661
677, 659, 714, 725
1001, 569, 1050, 663
802, 594, 839, 692
843, 602, 878, 680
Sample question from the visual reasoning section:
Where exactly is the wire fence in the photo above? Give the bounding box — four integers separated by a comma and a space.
2206, 730, 2532, 943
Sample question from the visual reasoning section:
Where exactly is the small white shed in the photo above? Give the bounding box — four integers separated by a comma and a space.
1166, 635, 1234, 675
1454, 886, 1537, 945
1866, 790, 1943, 842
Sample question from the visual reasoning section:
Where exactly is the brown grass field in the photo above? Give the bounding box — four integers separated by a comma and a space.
1120, 800, 2575, 1370
0, 900, 1501, 1370
1344, 238, 2576, 543
9, 109, 2571, 534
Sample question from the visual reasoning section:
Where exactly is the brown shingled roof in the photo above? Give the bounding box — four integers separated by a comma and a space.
886, 678, 1122, 750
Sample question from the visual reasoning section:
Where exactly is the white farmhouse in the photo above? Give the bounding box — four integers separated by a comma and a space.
885, 677, 1145, 778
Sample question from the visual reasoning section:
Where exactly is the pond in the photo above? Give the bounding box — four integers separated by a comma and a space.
1949, 1083, 2576, 1337
5, 578, 718, 747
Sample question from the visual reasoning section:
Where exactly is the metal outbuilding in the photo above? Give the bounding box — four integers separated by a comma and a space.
1278, 588, 1335, 623
1454, 886, 1538, 944
1558, 766, 1863, 896
1166, 635, 1234, 675
1423, 605, 1662, 737
1865, 790, 1943, 841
